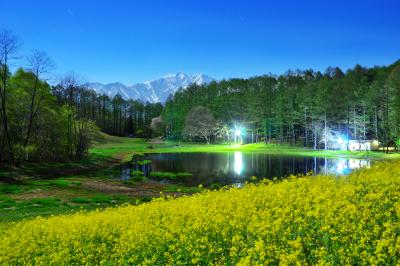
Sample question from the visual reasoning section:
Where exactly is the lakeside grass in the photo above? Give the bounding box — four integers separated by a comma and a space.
1, 160, 400, 264
1, 133, 399, 223
0, 176, 155, 223
91, 134, 400, 161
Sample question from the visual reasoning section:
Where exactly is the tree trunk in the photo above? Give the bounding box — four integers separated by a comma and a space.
374, 108, 378, 139
324, 113, 327, 150
24, 76, 39, 149
0, 63, 14, 164
363, 107, 366, 140
353, 107, 357, 140
304, 107, 308, 147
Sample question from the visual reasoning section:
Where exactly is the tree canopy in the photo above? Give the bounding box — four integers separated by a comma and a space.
163, 61, 400, 150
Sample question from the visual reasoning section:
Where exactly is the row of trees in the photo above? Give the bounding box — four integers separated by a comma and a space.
163, 61, 400, 150
2, 28, 399, 165
0, 30, 162, 165
51, 85, 163, 139
0, 29, 101, 164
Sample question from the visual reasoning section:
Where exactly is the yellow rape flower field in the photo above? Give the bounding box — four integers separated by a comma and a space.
1, 160, 400, 265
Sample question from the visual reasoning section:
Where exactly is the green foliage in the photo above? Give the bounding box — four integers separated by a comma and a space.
163, 62, 400, 150
149, 171, 192, 180
29, 197, 61, 207
0, 196, 15, 208
1, 67, 100, 164
90, 195, 130, 204
209, 183, 223, 190
90, 195, 112, 203
163, 185, 200, 193
71, 197, 92, 203
127, 170, 145, 182
136, 159, 152, 165
396, 139, 400, 150
0, 185, 23, 194
31, 179, 81, 187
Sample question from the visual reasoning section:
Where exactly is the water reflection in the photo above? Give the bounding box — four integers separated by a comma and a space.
322, 158, 370, 175
234, 151, 243, 175
120, 152, 372, 186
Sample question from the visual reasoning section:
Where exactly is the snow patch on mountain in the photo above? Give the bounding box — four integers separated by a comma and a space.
85, 73, 213, 103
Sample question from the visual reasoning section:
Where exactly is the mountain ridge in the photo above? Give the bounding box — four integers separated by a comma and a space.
85, 73, 213, 103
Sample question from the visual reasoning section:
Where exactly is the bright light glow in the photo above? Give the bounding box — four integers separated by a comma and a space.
233, 127, 244, 145
336, 159, 346, 174
328, 158, 370, 175
334, 134, 349, 150
235, 129, 241, 137
234, 151, 243, 175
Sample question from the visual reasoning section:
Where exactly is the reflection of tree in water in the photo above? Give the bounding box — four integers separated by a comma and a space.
319, 158, 370, 175
145, 153, 372, 186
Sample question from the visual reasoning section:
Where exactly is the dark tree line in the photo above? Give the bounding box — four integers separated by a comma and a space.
52, 85, 163, 139
163, 61, 400, 150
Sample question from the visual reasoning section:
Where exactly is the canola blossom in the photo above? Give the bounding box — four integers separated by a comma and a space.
1, 161, 400, 265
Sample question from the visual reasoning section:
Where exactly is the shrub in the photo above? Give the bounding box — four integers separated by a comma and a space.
130, 170, 145, 181
149, 171, 192, 180
163, 185, 200, 193
28, 198, 60, 207
71, 197, 91, 204
0, 185, 23, 194
0, 196, 16, 208
32, 179, 81, 187
91, 195, 113, 203
136, 160, 152, 165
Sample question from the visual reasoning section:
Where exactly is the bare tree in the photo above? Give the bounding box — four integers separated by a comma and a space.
214, 122, 230, 142
183, 106, 217, 144
150, 116, 165, 136
58, 74, 97, 159
60, 74, 80, 157
0, 29, 20, 163
24, 50, 54, 151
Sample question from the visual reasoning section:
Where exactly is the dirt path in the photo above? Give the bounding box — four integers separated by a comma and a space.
81, 179, 172, 197
150, 137, 165, 144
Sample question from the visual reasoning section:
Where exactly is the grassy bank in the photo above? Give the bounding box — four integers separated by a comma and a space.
1, 160, 400, 264
1, 134, 398, 223
91, 134, 400, 161
0, 176, 156, 223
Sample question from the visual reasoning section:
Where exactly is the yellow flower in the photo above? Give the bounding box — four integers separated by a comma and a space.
1, 160, 400, 265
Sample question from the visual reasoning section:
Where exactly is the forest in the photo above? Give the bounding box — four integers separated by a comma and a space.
163, 61, 400, 149
2, 28, 400, 166
0, 30, 162, 165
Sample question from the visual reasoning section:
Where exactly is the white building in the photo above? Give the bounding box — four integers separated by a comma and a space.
338, 140, 380, 151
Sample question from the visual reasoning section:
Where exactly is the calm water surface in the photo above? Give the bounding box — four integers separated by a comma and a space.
120, 152, 371, 186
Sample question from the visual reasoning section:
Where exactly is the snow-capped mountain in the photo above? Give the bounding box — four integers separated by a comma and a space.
85, 73, 213, 103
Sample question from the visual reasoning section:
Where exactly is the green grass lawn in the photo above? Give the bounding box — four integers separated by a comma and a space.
0, 176, 155, 223
90, 133, 400, 161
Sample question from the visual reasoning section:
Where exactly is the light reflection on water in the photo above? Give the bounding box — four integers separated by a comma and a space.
120, 152, 372, 186
321, 158, 370, 175
225, 152, 370, 177
234, 151, 243, 175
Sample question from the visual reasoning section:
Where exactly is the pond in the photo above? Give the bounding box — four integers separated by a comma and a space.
120, 152, 372, 187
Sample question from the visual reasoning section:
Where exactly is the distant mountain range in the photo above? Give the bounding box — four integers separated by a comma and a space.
85, 73, 214, 103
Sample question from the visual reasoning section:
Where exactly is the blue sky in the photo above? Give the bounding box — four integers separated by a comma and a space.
1, 0, 400, 84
